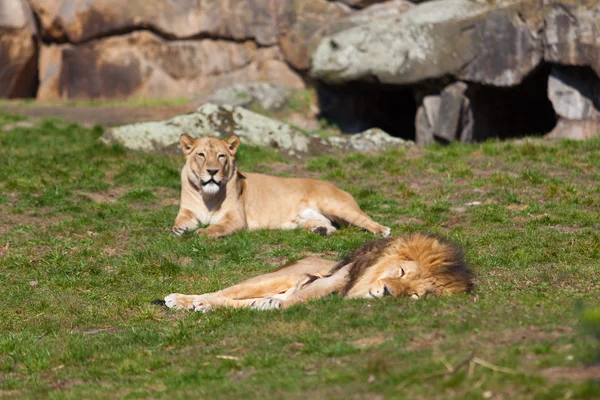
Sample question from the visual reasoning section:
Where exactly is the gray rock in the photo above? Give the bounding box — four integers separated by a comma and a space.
311, 0, 544, 87
546, 119, 600, 140
547, 65, 600, 121
544, 1, 600, 78
327, 128, 412, 152
207, 83, 291, 111
101, 103, 311, 153
415, 81, 473, 145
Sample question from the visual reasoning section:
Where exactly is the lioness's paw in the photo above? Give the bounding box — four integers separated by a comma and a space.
251, 297, 283, 311
171, 226, 185, 237
379, 226, 391, 237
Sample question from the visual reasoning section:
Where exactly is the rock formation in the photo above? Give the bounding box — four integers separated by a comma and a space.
0, 0, 38, 98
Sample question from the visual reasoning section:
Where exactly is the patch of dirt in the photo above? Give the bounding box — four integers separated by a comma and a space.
476, 326, 572, 347
540, 364, 600, 382
406, 331, 446, 351
51, 378, 85, 390
1, 120, 35, 131
74, 188, 126, 203
543, 225, 584, 233
264, 162, 317, 178
350, 335, 386, 349
0, 101, 204, 127
0, 390, 22, 397
228, 368, 256, 382
0, 205, 67, 237
395, 217, 424, 226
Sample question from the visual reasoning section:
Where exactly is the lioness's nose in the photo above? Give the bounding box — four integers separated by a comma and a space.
206, 168, 219, 176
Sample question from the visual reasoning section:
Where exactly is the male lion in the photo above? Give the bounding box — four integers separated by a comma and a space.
171, 134, 390, 238
162, 233, 474, 312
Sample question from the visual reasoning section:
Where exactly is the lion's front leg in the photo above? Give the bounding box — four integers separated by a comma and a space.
164, 293, 258, 312
164, 293, 208, 311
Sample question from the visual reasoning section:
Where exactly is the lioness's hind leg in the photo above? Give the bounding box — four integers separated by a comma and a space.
320, 196, 390, 237
296, 209, 337, 235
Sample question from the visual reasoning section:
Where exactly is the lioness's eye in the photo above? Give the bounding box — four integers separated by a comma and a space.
399, 268, 405, 277
218, 154, 225, 159
198, 152, 205, 157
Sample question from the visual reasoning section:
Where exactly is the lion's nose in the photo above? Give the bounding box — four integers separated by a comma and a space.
206, 168, 219, 176
383, 285, 392, 297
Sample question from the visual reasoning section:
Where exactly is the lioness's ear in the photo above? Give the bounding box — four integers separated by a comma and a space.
225, 135, 240, 155
179, 134, 195, 156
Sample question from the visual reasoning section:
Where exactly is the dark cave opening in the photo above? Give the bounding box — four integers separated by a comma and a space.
314, 63, 561, 144
315, 81, 418, 141
466, 63, 558, 141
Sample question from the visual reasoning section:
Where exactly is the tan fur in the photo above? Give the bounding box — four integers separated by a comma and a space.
171, 134, 390, 238
163, 233, 474, 312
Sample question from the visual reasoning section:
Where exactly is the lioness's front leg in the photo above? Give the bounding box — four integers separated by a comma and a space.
172, 209, 199, 237
194, 212, 246, 238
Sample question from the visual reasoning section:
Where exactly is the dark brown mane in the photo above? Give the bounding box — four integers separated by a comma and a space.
327, 237, 395, 296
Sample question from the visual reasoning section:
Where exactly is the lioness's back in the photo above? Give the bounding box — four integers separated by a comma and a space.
242, 172, 352, 229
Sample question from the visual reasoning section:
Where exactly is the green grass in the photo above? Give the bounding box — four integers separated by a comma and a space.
1, 114, 599, 399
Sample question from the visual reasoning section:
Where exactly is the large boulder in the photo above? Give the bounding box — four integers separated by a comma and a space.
307, 0, 414, 60
327, 127, 412, 152
0, 0, 38, 98
207, 83, 291, 111
37, 31, 304, 100
278, 0, 352, 70
548, 66, 600, 121
544, 1, 600, 78
29, 0, 358, 72
101, 103, 312, 153
415, 82, 474, 145
546, 65, 600, 140
28, 0, 285, 45
311, 0, 544, 87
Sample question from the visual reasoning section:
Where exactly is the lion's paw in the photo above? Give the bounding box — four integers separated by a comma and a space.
164, 293, 183, 309
251, 297, 283, 311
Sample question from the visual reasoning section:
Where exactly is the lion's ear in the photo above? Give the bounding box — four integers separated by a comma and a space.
225, 135, 240, 155
179, 134, 195, 156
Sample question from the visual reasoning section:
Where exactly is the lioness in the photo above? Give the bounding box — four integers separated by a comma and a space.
171, 134, 390, 238
162, 233, 474, 312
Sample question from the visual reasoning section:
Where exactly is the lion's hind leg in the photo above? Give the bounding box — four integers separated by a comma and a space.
164, 257, 337, 312
252, 263, 352, 310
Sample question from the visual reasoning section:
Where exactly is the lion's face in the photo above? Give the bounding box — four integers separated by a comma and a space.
367, 260, 473, 299
365, 261, 426, 299
180, 134, 240, 196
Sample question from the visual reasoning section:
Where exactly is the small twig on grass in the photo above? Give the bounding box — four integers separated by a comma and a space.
471, 357, 519, 375
216, 355, 240, 361
397, 352, 475, 388
397, 352, 526, 389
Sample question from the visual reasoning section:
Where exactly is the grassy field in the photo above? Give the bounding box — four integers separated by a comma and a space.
1, 113, 599, 399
